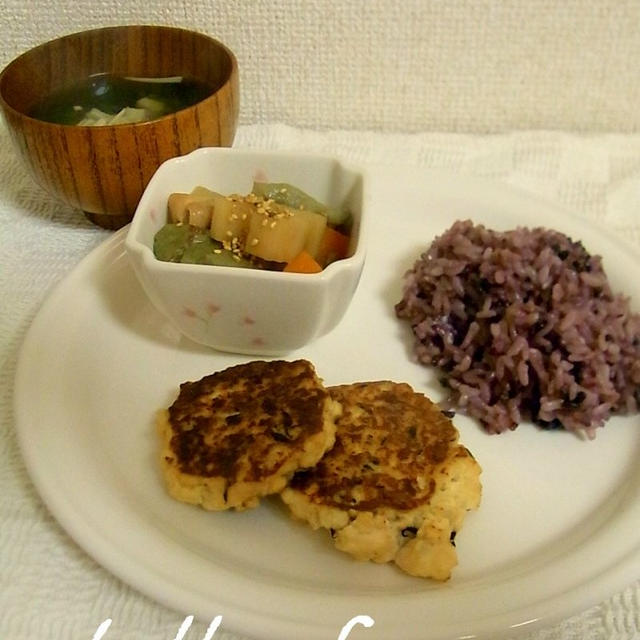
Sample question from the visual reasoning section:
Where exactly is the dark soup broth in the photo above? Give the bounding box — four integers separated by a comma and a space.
29, 73, 216, 125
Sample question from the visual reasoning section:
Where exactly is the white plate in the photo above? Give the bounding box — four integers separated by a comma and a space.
14, 166, 640, 640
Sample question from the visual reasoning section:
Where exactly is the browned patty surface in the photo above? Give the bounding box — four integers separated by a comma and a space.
166, 359, 332, 483
288, 381, 460, 511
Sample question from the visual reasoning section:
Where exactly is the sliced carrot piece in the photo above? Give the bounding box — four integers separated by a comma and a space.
318, 227, 350, 266
284, 250, 323, 273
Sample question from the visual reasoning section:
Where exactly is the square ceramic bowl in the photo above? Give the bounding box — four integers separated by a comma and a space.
124, 147, 367, 355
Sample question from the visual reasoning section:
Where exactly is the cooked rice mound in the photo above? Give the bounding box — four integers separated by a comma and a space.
395, 220, 640, 436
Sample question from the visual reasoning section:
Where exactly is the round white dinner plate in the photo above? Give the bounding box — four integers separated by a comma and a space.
14, 166, 640, 640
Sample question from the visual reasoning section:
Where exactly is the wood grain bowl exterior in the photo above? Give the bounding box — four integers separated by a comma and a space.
0, 25, 239, 229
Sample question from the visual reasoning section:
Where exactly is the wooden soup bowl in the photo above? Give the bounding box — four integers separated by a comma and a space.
0, 25, 239, 229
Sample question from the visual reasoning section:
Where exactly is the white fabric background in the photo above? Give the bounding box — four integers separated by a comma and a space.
1, 0, 640, 133
2, 1, 640, 638
1, 122, 640, 639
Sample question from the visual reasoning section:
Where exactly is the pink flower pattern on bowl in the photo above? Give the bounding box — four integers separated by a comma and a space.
180, 302, 267, 348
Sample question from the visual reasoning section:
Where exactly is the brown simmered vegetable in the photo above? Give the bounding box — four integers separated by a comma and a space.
154, 183, 352, 272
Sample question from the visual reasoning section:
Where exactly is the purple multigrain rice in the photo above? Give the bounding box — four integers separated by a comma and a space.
395, 220, 640, 437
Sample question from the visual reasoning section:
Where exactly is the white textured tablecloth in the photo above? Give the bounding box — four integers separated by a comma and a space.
1, 123, 640, 640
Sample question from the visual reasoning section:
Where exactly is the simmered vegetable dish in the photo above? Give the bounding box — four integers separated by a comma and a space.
153, 182, 352, 273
